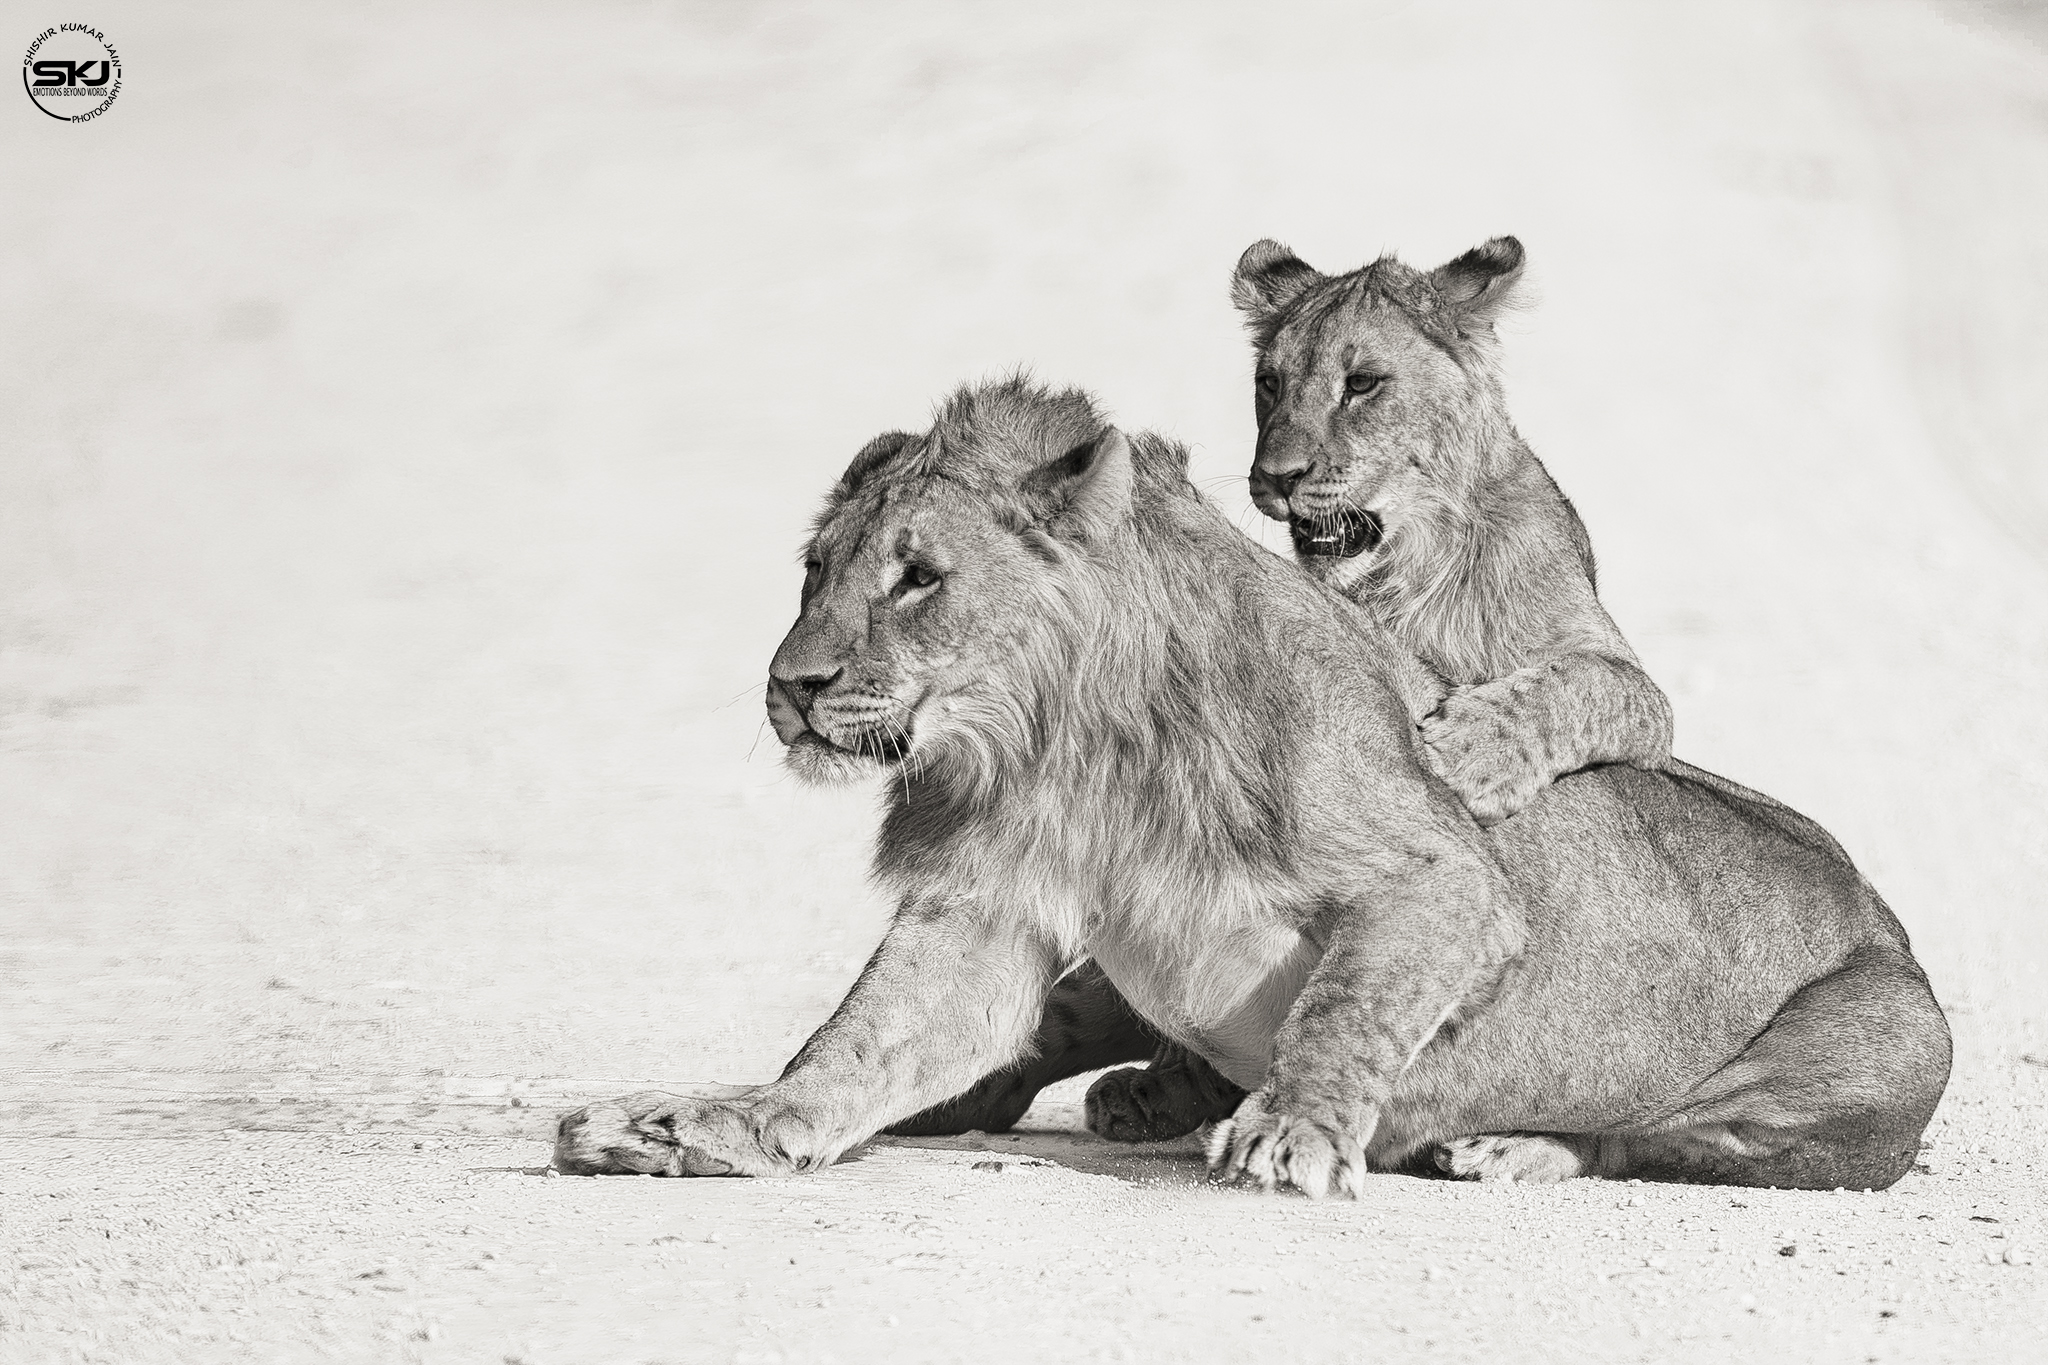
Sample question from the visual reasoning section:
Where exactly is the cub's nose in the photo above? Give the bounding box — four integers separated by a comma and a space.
1248, 462, 1310, 513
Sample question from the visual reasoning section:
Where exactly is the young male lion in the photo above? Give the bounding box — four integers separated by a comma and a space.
555, 378, 1947, 1193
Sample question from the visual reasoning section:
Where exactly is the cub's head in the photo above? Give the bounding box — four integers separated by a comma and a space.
1231, 236, 1526, 573
766, 379, 1134, 785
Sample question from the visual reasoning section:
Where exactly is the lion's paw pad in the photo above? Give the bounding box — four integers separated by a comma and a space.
1084, 1067, 1190, 1143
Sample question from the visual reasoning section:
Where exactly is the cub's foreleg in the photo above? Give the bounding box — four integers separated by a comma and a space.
1208, 851, 1521, 1198
1421, 651, 1672, 826
554, 901, 1059, 1176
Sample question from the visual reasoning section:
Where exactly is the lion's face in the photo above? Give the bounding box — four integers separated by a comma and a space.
766, 475, 1034, 787
766, 392, 1131, 785
1231, 237, 1526, 579
1247, 299, 1466, 554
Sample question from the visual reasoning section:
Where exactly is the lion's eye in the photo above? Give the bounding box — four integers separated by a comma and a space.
1255, 373, 1280, 398
1345, 373, 1385, 398
901, 563, 941, 592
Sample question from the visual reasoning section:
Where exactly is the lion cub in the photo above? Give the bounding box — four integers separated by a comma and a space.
1231, 234, 1671, 825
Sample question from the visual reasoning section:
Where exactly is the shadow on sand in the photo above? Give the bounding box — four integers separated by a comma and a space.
861, 1100, 1214, 1186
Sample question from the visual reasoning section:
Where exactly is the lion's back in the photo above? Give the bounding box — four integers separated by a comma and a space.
1492, 760, 1904, 962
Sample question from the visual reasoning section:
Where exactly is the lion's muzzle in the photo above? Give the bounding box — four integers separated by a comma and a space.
766, 678, 812, 745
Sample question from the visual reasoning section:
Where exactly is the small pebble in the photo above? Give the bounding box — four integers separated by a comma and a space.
541, 1168, 560, 1179
972, 1161, 1005, 1173
2004, 1246, 2035, 1266
1778, 1245, 1797, 1258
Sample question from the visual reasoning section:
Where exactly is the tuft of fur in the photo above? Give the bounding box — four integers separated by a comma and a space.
554, 378, 1947, 1197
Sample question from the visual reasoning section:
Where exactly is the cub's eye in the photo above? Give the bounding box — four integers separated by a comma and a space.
1344, 373, 1386, 398
1255, 373, 1280, 399
900, 563, 941, 592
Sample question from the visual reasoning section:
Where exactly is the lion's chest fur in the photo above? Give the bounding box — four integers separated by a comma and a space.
999, 779, 1326, 1091
1085, 900, 1323, 1092
890, 778, 1326, 1092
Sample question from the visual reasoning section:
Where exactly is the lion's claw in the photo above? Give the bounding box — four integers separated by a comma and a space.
1204, 1091, 1368, 1199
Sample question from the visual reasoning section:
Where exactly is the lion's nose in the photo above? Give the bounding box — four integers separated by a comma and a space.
1249, 462, 1310, 505
771, 664, 842, 711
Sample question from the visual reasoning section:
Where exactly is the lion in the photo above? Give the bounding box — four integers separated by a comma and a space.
553, 377, 1948, 1194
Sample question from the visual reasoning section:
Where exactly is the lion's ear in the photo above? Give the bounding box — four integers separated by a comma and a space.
835, 430, 916, 498
1428, 236, 1526, 332
1021, 426, 1133, 544
1231, 240, 1323, 321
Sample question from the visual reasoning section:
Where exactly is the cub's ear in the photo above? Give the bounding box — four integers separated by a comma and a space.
1021, 426, 1133, 545
1428, 236, 1526, 332
1231, 240, 1323, 321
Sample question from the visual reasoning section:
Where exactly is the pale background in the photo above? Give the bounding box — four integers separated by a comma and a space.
2, 2, 2044, 1362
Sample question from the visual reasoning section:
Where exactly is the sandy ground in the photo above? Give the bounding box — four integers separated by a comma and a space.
3, 1, 2046, 1361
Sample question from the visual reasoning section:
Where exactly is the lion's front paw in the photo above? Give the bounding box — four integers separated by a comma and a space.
1433, 1132, 1589, 1184
1420, 688, 1550, 827
553, 1091, 782, 1178
1204, 1090, 1368, 1199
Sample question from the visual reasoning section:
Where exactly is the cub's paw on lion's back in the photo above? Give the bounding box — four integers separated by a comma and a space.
1420, 687, 1550, 827
1205, 1090, 1369, 1199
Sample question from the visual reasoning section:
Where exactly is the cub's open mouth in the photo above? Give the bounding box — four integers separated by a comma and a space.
1289, 509, 1384, 558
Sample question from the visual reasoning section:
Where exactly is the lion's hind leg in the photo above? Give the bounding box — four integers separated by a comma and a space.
1085, 1044, 1248, 1143
1594, 947, 1951, 1190
1433, 1133, 1592, 1184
